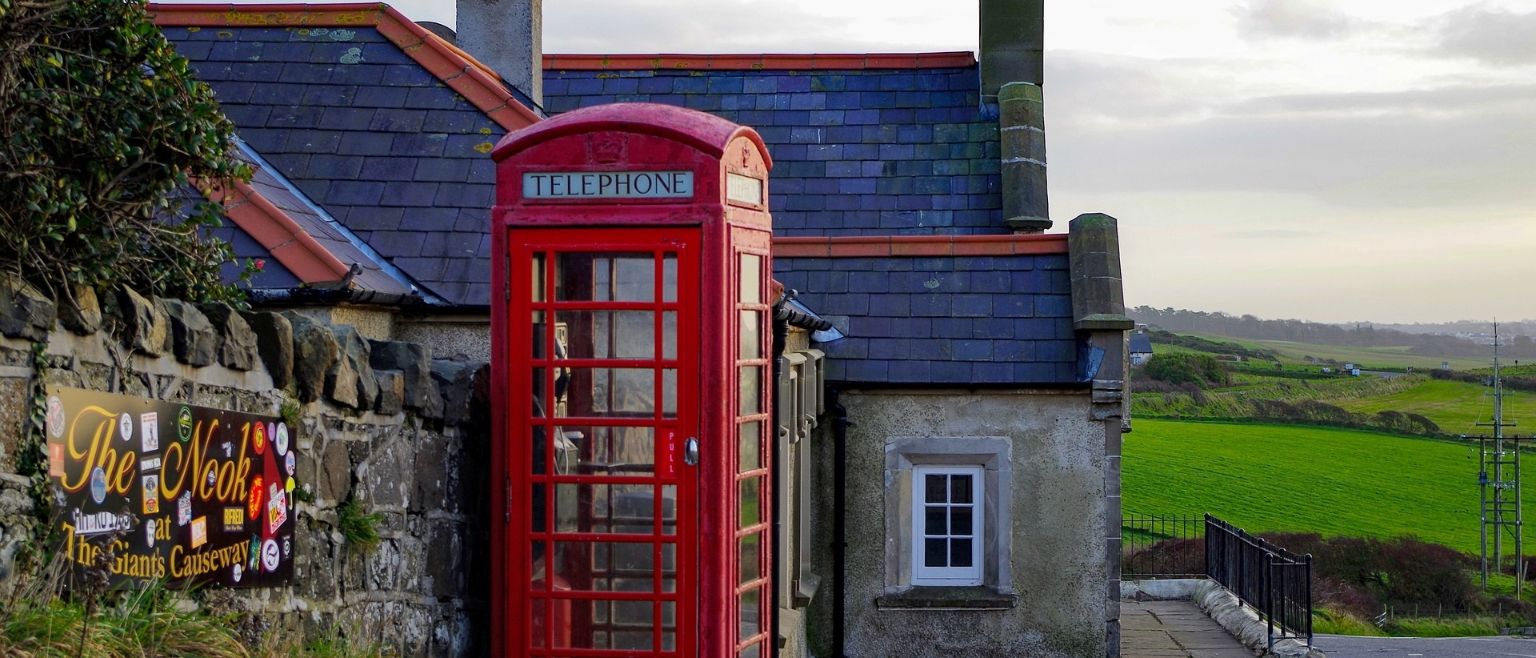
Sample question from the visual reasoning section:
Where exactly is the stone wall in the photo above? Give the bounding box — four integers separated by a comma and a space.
0, 281, 490, 656
832, 389, 1109, 658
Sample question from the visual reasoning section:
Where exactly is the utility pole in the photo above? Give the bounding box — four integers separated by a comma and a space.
1478, 322, 1522, 595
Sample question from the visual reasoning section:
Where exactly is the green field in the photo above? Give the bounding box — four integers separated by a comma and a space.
1330, 379, 1536, 435
1124, 419, 1535, 553
1178, 332, 1490, 371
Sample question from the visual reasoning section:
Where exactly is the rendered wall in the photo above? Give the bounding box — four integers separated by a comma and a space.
837, 389, 1108, 658
0, 281, 491, 656
396, 316, 492, 363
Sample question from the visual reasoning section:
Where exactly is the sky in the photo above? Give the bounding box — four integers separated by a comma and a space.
180, 0, 1536, 324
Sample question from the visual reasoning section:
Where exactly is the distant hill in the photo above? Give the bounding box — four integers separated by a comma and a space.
1130, 307, 1536, 360
1372, 320, 1536, 337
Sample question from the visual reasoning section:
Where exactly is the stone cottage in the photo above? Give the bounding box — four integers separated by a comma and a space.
146, 0, 1133, 655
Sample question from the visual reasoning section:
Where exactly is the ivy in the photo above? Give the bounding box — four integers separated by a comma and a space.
0, 0, 251, 304
12, 340, 53, 573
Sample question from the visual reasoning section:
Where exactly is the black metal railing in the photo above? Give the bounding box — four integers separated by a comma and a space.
1204, 514, 1313, 649
1121, 513, 1206, 578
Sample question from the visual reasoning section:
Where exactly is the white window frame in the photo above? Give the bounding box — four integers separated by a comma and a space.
911, 465, 984, 586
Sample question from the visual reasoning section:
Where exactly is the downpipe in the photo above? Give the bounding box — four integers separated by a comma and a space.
829, 388, 850, 658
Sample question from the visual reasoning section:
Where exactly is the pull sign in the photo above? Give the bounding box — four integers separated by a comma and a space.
661, 431, 678, 478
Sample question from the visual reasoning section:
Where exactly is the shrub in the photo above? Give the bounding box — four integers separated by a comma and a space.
1295, 401, 1358, 425
1313, 578, 1380, 619
1276, 535, 1480, 613
1122, 537, 1204, 577
1144, 353, 1230, 387
1373, 410, 1442, 436
0, 0, 250, 303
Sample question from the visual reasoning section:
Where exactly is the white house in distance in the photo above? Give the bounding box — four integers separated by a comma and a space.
1129, 332, 1154, 367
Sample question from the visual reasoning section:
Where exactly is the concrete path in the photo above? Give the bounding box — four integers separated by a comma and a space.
1122, 600, 1256, 658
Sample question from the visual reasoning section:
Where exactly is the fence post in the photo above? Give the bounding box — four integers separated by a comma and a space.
1305, 554, 1314, 647
1265, 554, 1275, 652
1198, 516, 1210, 578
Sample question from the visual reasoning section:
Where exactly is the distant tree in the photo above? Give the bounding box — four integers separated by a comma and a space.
0, 0, 249, 302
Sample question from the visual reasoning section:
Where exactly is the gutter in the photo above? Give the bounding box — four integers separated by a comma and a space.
246, 286, 427, 308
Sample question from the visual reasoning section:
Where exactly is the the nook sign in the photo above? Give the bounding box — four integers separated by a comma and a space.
45, 387, 299, 588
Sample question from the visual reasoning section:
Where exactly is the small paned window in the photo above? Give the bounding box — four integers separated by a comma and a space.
911, 465, 984, 586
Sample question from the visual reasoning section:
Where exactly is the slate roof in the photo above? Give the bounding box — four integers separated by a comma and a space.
155, 4, 540, 307
1130, 332, 1154, 355
213, 142, 420, 298
545, 56, 1081, 386
543, 54, 1003, 237
775, 252, 1076, 384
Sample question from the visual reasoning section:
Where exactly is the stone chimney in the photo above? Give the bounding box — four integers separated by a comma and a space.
981, 0, 1050, 233
455, 0, 543, 106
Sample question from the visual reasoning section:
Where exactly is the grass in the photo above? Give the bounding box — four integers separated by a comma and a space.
1384, 616, 1520, 637
1313, 608, 1386, 636
1178, 332, 1490, 371
1132, 373, 1423, 421
0, 581, 246, 658
0, 586, 388, 658
1474, 364, 1536, 378
1123, 419, 1533, 553
0, 564, 392, 658
1329, 379, 1536, 435
338, 499, 384, 551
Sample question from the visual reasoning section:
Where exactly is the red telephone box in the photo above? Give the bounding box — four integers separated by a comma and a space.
490, 103, 774, 657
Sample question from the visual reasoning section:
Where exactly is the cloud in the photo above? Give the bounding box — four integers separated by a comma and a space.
1219, 229, 1323, 240
1044, 51, 1228, 128
1228, 84, 1536, 116
541, 0, 969, 53
1436, 4, 1536, 66
1044, 54, 1536, 214
1232, 0, 1357, 39
1057, 104, 1536, 211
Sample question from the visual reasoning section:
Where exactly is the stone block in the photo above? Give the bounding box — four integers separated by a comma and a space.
0, 377, 28, 470
159, 299, 218, 367
374, 370, 404, 415
0, 276, 55, 341
368, 340, 434, 411
117, 286, 167, 356
318, 439, 352, 503
200, 303, 259, 371
58, 285, 101, 335
326, 326, 377, 411
431, 359, 480, 425
362, 441, 411, 508
283, 312, 337, 403
426, 525, 462, 598
242, 311, 293, 389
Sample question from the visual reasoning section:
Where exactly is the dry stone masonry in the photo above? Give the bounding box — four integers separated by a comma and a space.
0, 277, 490, 656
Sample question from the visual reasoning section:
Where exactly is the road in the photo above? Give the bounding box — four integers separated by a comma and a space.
1316, 633, 1536, 658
